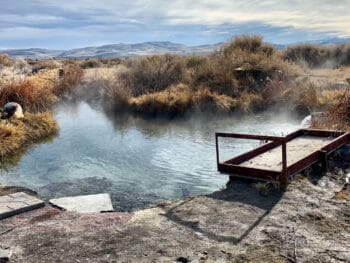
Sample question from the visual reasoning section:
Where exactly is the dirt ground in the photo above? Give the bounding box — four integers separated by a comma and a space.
0, 160, 349, 263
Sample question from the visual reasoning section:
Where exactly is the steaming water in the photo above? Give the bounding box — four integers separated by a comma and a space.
0, 102, 300, 211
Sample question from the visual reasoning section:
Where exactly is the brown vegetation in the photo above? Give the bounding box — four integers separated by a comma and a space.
1, 35, 349, 123
55, 63, 84, 97
93, 36, 300, 117
0, 112, 58, 160
0, 53, 14, 67
284, 43, 350, 68
322, 89, 350, 131
0, 62, 83, 111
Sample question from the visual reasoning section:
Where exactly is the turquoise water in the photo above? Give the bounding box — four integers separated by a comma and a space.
0, 102, 300, 211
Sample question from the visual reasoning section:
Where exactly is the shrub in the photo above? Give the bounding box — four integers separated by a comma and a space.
0, 53, 14, 67
283, 43, 350, 68
32, 59, 61, 72
192, 35, 290, 97
129, 84, 237, 117
0, 112, 58, 159
79, 58, 102, 69
55, 63, 83, 97
283, 45, 330, 67
0, 80, 58, 112
324, 89, 350, 130
125, 54, 186, 95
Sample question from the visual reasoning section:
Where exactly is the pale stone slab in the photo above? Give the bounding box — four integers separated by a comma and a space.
0, 248, 10, 261
0, 192, 44, 220
49, 193, 113, 213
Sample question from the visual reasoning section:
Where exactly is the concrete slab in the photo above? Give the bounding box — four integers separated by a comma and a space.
49, 193, 113, 213
0, 192, 44, 220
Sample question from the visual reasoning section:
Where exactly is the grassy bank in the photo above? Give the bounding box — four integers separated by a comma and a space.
79, 36, 347, 118
0, 112, 58, 162
1, 35, 349, 122
0, 57, 82, 163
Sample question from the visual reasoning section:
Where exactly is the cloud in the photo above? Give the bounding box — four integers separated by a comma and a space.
0, 0, 349, 49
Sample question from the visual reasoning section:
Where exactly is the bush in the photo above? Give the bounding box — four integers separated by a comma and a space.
192, 35, 290, 96
0, 80, 58, 112
283, 45, 330, 67
0, 112, 58, 159
324, 89, 350, 130
55, 63, 83, 97
129, 84, 237, 117
32, 59, 61, 72
124, 54, 187, 95
0, 53, 14, 67
283, 43, 350, 68
79, 58, 102, 69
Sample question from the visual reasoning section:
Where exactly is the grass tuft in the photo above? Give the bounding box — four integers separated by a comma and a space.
0, 112, 58, 160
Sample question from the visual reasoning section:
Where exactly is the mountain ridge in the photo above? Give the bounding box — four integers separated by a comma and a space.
2, 37, 350, 59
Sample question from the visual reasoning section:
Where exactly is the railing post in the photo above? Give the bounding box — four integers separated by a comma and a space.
215, 133, 219, 170
280, 140, 288, 191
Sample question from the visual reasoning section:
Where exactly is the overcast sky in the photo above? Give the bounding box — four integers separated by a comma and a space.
1, 0, 349, 49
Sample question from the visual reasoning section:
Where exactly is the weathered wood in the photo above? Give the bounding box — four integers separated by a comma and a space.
216, 129, 350, 191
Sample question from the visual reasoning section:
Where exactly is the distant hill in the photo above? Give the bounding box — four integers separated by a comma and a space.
1, 38, 349, 59
2, 48, 63, 59
1, 42, 221, 59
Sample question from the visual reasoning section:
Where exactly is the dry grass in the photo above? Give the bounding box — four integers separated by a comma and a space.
2, 35, 349, 120
0, 53, 14, 67
124, 54, 187, 96
324, 89, 350, 130
94, 35, 297, 116
284, 43, 350, 68
0, 112, 58, 159
55, 63, 84, 97
129, 84, 241, 117
0, 62, 83, 111
0, 70, 58, 112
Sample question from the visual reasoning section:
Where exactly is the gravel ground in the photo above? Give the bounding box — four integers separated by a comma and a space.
0, 158, 349, 263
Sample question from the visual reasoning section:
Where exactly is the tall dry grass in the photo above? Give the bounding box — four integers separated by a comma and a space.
55, 63, 84, 97
0, 70, 58, 112
284, 43, 350, 68
0, 53, 14, 67
124, 54, 187, 96
0, 62, 83, 112
322, 89, 350, 130
0, 112, 58, 159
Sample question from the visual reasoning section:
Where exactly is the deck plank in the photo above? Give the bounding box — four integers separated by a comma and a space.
240, 136, 333, 171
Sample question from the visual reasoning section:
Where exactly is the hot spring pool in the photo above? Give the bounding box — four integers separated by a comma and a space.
0, 102, 301, 211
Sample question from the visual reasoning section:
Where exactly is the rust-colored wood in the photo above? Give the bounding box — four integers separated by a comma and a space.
218, 163, 279, 181
215, 132, 284, 142
321, 132, 349, 152
215, 134, 219, 168
215, 129, 350, 191
280, 140, 288, 191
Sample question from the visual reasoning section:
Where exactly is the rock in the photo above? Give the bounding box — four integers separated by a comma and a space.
0, 248, 10, 262
49, 193, 113, 213
345, 173, 350, 184
177, 256, 190, 263
0, 192, 44, 220
0, 102, 24, 119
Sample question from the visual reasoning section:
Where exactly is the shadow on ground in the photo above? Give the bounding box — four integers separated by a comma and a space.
161, 178, 283, 244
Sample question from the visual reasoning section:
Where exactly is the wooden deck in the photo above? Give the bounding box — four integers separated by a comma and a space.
241, 136, 333, 171
216, 129, 350, 190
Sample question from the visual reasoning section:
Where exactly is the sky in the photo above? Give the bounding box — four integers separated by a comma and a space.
0, 0, 350, 49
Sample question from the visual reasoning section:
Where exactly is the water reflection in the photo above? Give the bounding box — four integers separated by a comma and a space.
0, 102, 300, 210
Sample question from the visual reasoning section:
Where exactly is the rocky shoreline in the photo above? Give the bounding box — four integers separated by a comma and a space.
0, 154, 349, 262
